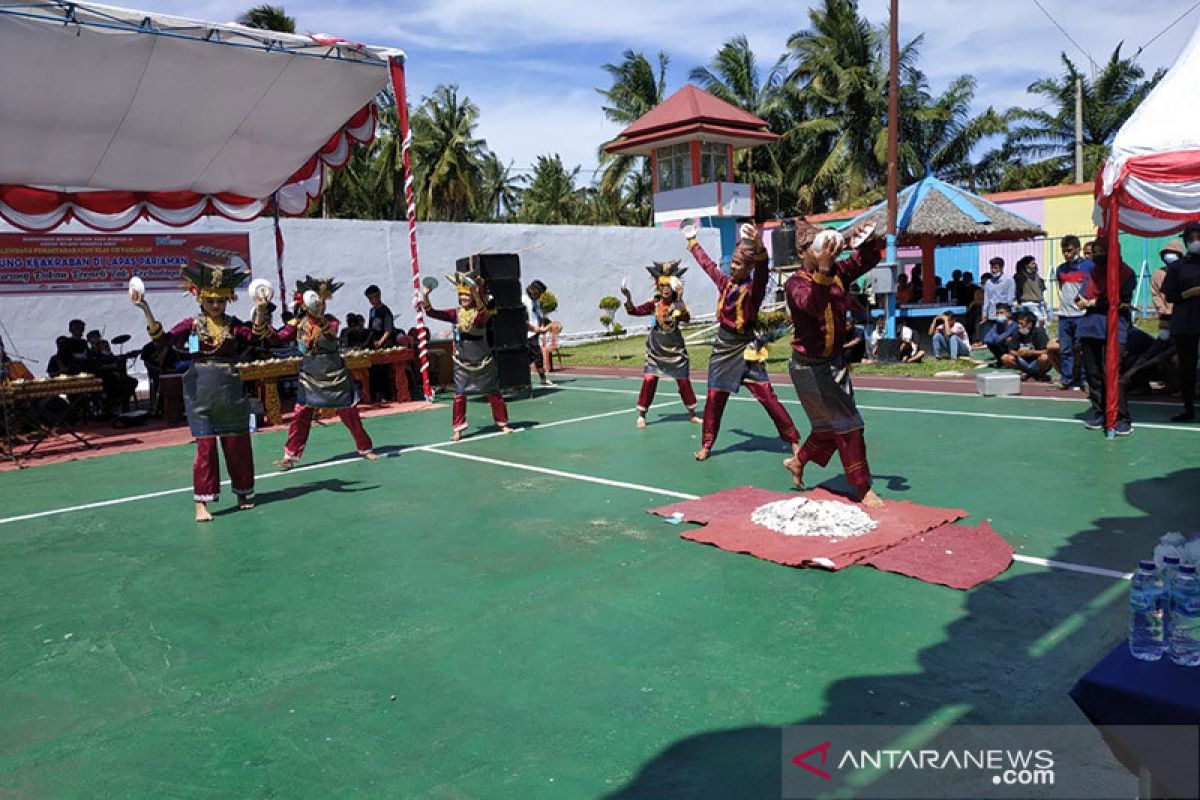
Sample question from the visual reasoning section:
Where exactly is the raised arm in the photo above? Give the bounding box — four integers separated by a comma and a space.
686, 240, 727, 291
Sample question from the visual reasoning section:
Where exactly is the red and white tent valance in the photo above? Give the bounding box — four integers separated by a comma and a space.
1096, 17, 1200, 236
0, 1, 400, 232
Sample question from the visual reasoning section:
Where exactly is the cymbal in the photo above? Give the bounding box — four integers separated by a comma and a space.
110, 334, 132, 345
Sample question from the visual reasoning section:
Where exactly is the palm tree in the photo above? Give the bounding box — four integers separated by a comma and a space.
895, 74, 1007, 191
689, 36, 791, 217
409, 85, 486, 221
238, 4, 296, 33
477, 151, 523, 221
595, 50, 669, 224
520, 154, 582, 225
1001, 45, 1164, 188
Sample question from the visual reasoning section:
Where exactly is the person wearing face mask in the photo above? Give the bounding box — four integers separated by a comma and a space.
1001, 311, 1051, 381
1162, 222, 1200, 422
982, 302, 1017, 364
981, 257, 1015, 341
1054, 235, 1094, 391
1076, 236, 1136, 434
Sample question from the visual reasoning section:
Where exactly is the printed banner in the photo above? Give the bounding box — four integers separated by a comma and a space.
0, 233, 252, 294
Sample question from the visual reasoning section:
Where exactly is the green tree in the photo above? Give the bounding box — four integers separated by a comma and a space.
477, 151, 523, 221
238, 4, 296, 32
409, 85, 486, 221
595, 50, 669, 225
520, 154, 582, 224
1000, 45, 1164, 189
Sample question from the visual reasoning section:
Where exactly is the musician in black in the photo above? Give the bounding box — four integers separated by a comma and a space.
85, 330, 138, 416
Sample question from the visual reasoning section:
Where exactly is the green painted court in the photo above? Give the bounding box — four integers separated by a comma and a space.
1, 375, 1195, 797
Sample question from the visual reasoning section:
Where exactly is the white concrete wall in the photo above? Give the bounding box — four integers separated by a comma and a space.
0, 218, 723, 377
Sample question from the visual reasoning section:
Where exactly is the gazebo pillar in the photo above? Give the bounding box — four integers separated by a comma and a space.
921, 237, 937, 303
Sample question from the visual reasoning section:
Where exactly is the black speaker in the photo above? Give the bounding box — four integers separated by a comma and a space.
457, 253, 521, 284
490, 306, 529, 350
772, 222, 798, 267
495, 346, 531, 391
486, 278, 523, 309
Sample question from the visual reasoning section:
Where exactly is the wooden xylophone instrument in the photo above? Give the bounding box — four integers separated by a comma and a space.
0, 374, 103, 402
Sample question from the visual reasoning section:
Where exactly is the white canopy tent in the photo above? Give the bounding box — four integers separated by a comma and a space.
0, 1, 436, 398
1093, 16, 1200, 432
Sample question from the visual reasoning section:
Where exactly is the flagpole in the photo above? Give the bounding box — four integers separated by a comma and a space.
885, 0, 900, 336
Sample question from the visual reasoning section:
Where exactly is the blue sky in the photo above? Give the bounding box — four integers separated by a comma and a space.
131, 0, 1198, 181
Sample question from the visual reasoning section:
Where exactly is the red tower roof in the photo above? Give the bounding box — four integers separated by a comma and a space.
603, 84, 779, 156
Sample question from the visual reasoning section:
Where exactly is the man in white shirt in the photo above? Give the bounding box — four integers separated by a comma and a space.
522, 280, 554, 387
981, 257, 1016, 341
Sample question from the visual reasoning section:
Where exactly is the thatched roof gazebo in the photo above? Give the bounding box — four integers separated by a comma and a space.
845, 175, 1045, 302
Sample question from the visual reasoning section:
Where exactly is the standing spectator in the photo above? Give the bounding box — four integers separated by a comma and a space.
1162, 222, 1200, 422
365, 285, 395, 349
1153, 240, 1181, 340
981, 257, 1016, 340
1014, 255, 1047, 323
842, 315, 867, 364
522, 280, 554, 387
965, 286, 985, 341
910, 266, 924, 303
1054, 235, 1094, 391
365, 284, 397, 401
946, 270, 963, 303
928, 311, 972, 360
1001, 311, 1051, 381
1077, 237, 1135, 434
956, 271, 979, 307
983, 302, 1017, 363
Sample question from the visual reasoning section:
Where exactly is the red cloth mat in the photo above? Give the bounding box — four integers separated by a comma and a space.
650, 487, 1008, 589
863, 520, 1013, 590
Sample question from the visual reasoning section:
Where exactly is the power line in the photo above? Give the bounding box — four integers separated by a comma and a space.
1135, 0, 1200, 59
1030, 0, 1098, 73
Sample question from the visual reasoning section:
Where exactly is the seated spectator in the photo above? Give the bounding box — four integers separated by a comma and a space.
929, 311, 972, 360
899, 325, 925, 363
1000, 311, 1051, 381
933, 276, 947, 303
867, 316, 887, 362
338, 313, 372, 350
1122, 325, 1176, 394
910, 266, 924, 302
946, 270, 963, 303
842, 315, 866, 364
895, 273, 912, 305
983, 302, 1017, 364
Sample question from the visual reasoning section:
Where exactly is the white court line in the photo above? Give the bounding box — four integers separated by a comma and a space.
424, 449, 699, 500
565, 371, 1178, 406
1012, 554, 1131, 581
553, 384, 1200, 433
0, 400, 678, 527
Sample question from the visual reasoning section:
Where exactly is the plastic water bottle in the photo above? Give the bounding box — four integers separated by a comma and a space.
249, 412, 257, 434
1160, 554, 1181, 586
1129, 560, 1166, 661
1168, 564, 1200, 667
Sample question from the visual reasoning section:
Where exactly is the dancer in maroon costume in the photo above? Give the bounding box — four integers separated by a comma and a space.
686, 222, 801, 462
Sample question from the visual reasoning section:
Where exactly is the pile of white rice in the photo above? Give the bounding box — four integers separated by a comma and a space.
750, 497, 878, 539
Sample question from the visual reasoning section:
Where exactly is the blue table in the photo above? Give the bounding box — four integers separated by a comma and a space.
1070, 643, 1200, 798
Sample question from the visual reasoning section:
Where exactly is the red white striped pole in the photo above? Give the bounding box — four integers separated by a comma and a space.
272, 193, 286, 303
389, 55, 434, 402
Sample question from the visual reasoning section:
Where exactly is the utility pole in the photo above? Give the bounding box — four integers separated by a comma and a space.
1074, 76, 1084, 183
885, 0, 900, 335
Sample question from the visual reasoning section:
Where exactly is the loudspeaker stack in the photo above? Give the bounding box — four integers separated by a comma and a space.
456, 253, 530, 392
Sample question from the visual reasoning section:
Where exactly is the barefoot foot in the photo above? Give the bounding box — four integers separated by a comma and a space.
194, 502, 212, 523
450, 431, 462, 442
783, 457, 806, 489
361, 451, 379, 461
237, 494, 255, 511
689, 414, 702, 425
693, 447, 710, 461
499, 425, 514, 434
860, 488, 885, 509
636, 415, 647, 429
273, 457, 295, 471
